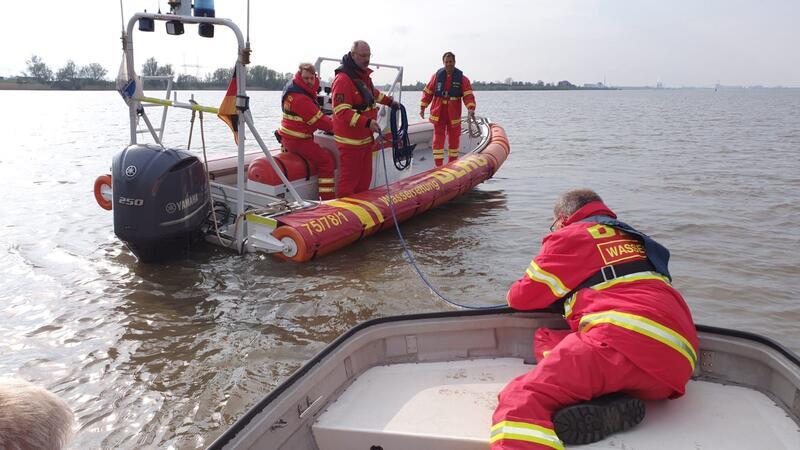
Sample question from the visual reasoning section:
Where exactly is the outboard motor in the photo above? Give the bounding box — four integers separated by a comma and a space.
112, 144, 209, 262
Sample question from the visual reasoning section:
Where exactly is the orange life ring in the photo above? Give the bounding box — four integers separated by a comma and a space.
94, 174, 113, 210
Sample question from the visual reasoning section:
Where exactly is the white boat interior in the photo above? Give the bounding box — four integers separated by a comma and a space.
209, 310, 800, 449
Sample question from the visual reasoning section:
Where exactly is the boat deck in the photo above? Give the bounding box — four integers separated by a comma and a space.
313, 357, 800, 449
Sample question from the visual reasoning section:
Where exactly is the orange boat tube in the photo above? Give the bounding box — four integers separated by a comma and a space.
272, 124, 510, 262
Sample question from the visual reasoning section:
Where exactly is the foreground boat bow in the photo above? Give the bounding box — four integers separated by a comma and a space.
208, 309, 800, 449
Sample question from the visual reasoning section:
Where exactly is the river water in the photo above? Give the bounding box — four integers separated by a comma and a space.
0, 88, 798, 449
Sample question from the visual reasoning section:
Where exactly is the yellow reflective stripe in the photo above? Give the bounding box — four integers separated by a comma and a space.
282, 113, 304, 122
463, 90, 474, 96
307, 111, 323, 125
525, 262, 570, 297
423, 87, 432, 94
377, 92, 385, 102
318, 187, 334, 193
333, 103, 352, 114
490, 421, 564, 449
350, 112, 361, 127
341, 197, 384, 223
591, 271, 671, 291
279, 126, 312, 139
245, 213, 277, 228
334, 135, 374, 146
466, 103, 476, 109
580, 310, 698, 370
433, 149, 445, 156
328, 200, 375, 228
449, 149, 460, 157
318, 177, 335, 184
450, 118, 461, 125
563, 293, 578, 318
565, 272, 669, 319
430, 115, 439, 122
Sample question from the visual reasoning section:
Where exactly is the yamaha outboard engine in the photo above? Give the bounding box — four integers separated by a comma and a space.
112, 144, 209, 262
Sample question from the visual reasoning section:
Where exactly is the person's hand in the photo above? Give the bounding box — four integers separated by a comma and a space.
391, 100, 400, 109
468, 109, 476, 120
369, 120, 382, 134
420, 108, 425, 119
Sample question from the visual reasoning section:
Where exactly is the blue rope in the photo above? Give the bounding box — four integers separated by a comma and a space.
376, 135, 506, 310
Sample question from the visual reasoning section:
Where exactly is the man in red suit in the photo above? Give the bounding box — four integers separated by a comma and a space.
420, 52, 476, 166
279, 63, 336, 199
331, 41, 397, 197
491, 189, 698, 449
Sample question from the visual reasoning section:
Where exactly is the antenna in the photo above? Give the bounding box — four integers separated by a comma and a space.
182, 56, 202, 77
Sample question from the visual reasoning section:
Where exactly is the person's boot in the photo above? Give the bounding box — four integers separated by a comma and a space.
552, 393, 645, 445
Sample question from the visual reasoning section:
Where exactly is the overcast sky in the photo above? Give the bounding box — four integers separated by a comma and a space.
1, 0, 798, 87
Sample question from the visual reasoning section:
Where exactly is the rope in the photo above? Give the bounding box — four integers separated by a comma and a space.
187, 102, 226, 248
375, 135, 505, 311
389, 103, 414, 170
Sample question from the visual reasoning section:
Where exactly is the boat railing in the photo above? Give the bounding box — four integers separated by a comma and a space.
137, 75, 174, 143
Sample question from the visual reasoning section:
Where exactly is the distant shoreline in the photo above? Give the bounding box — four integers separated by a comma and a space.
1, 81, 795, 92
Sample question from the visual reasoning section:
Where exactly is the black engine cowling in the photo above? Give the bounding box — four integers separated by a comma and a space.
112, 144, 209, 262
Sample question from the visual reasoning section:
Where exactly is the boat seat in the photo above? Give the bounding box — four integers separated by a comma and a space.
312, 358, 800, 450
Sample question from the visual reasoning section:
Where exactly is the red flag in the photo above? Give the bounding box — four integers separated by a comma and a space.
217, 70, 239, 144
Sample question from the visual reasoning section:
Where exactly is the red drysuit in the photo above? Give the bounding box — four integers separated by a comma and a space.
420, 69, 476, 165
279, 71, 336, 199
491, 200, 698, 449
331, 57, 393, 197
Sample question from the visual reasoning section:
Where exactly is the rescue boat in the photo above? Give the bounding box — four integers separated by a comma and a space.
94, 6, 509, 263
207, 308, 800, 450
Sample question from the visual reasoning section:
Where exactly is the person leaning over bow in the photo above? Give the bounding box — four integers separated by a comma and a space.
419, 51, 476, 166
491, 188, 698, 449
278, 63, 336, 200
331, 40, 398, 197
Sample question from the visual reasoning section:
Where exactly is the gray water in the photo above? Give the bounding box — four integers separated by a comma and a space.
0, 88, 798, 449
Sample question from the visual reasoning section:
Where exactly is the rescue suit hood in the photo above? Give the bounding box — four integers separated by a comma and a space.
563, 200, 616, 226
291, 70, 320, 98
336, 53, 372, 78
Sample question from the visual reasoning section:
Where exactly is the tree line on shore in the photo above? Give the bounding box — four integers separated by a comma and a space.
5, 55, 607, 91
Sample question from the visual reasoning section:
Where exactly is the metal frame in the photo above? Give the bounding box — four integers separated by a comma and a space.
121, 12, 309, 253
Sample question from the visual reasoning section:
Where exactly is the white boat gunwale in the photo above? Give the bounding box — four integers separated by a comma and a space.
207, 307, 800, 449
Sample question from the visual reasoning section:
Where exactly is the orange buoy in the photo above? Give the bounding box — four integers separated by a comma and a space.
94, 174, 113, 210
271, 225, 312, 262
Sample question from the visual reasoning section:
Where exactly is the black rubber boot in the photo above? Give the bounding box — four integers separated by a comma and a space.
552, 393, 646, 445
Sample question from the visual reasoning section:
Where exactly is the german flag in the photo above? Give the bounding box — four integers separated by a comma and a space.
218, 70, 239, 144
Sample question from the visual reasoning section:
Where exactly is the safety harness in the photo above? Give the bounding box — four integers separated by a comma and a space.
335, 54, 375, 112
434, 68, 463, 98
280, 79, 317, 118
562, 215, 672, 300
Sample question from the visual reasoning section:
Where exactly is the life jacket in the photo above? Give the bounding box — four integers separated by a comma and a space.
335, 54, 375, 112
281, 79, 316, 118
434, 68, 463, 98
580, 214, 672, 280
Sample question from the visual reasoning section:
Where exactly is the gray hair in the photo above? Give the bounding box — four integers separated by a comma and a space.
0, 378, 74, 449
553, 189, 603, 218
351, 40, 369, 53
